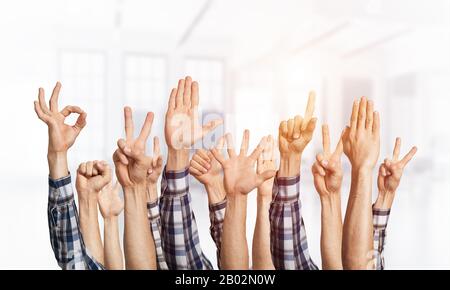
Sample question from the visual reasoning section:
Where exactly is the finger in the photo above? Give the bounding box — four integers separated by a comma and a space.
86, 161, 94, 177
34, 101, 51, 122
74, 111, 87, 132
60, 105, 83, 117
201, 119, 223, 138
249, 136, 267, 161
372, 111, 380, 134
183, 76, 192, 107
153, 136, 161, 157
113, 149, 129, 165
49, 82, 61, 112
303, 118, 317, 140
95, 161, 111, 181
240, 129, 250, 156
322, 124, 330, 156
215, 135, 225, 151
257, 170, 277, 185
257, 153, 263, 172
78, 162, 87, 175
279, 120, 288, 137
193, 154, 211, 169
189, 166, 203, 177
312, 162, 326, 177
211, 148, 226, 166
350, 100, 359, 133
117, 138, 134, 159
333, 133, 344, 158
226, 133, 237, 158
38, 87, 51, 115
393, 137, 401, 161
197, 149, 210, 162
175, 79, 185, 108
293, 115, 303, 139
137, 112, 154, 143
267, 135, 275, 161
380, 164, 387, 177
302, 91, 315, 131
191, 159, 208, 174
287, 118, 294, 139
168, 88, 177, 110
191, 81, 199, 108
365, 100, 374, 129
124, 106, 134, 140
399, 146, 417, 167
357, 97, 367, 130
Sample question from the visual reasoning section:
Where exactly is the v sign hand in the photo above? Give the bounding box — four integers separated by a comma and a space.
312, 125, 344, 197
375, 138, 417, 209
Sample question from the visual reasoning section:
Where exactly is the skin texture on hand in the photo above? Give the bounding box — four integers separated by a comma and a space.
98, 181, 124, 270
164, 76, 222, 170
112, 106, 157, 270
33, 82, 87, 179
76, 160, 112, 266
211, 131, 276, 269
312, 125, 344, 270
189, 149, 226, 205
278, 91, 317, 177
252, 135, 276, 270
342, 97, 379, 270
146, 137, 164, 203
375, 138, 417, 210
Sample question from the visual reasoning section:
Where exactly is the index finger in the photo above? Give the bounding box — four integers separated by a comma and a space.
124, 106, 134, 140
301, 91, 315, 131
393, 137, 401, 161
399, 146, 417, 167
137, 112, 154, 143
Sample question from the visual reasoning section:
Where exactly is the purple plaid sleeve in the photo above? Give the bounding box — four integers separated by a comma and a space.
159, 167, 213, 270
208, 198, 227, 269
147, 200, 169, 270
48, 175, 104, 270
372, 207, 390, 270
269, 174, 318, 270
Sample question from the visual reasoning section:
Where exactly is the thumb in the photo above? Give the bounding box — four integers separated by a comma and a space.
256, 170, 276, 185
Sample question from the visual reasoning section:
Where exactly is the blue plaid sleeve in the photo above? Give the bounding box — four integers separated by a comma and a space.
147, 200, 169, 270
269, 174, 318, 270
159, 167, 213, 270
48, 175, 104, 270
208, 199, 227, 269
372, 207, 390, 270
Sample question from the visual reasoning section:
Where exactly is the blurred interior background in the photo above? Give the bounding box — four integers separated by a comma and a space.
0, 0, 449, 269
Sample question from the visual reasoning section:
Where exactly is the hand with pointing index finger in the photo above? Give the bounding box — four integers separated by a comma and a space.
33, 82, 87, 154
375, 138, 417, 209
113, 107, 155, 189
312, 125, 344, 197
279, 91, 317, 158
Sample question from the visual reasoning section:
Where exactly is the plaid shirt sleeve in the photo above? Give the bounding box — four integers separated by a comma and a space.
159, 167, 213, 270
208, 198, 227, 269
48, 175, 104, 270
269, 174, 318, 270
147, 201, 169, 270
372, 207, 390, 270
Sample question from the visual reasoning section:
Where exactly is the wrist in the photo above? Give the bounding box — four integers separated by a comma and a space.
257, 194, 272, 207
47, 151, 69, 180
278, 154, 301, 177
374, 191, 395, 210
205, 178, 226, 204
146, 183, 158, 203
104, 215, 119, 225
167, 148, 190, 171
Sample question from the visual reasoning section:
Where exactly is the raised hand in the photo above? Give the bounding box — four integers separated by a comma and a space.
375, 138, 417, 209
76, 161, 112, 197
312, 125, 344, 197
189, 148, 225, 204
34, 82, 87, 154
211, 130, 276, 196
165, 76, 222, 151
342, 97, 380, 171
98, 181, 124, 219
256, 135, 276, 195
279, 92, 317, 157
113, 107, 155, 189
146, 136, 164, 203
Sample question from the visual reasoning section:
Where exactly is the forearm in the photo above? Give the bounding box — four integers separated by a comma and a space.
252, 194, 274, 270
124, 185, 157, 269
103, 217, 124, 270
79, 195, 104, 265
343, 169, 374, 269
221, 194, 249, 269
320, 194, 343, 270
